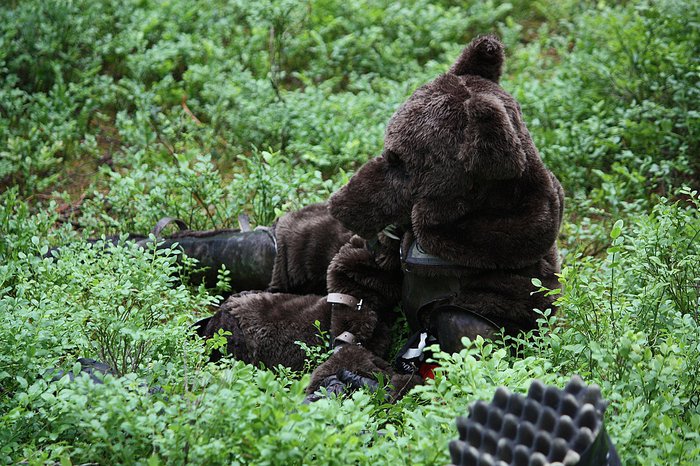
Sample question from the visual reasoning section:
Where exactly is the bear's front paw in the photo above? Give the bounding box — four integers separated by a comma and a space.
303, 369, 381, 403
304, 346, 424, 403
305, 346, 391, 398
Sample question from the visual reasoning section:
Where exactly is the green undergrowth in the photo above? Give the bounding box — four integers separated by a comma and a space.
1, 0, 699, 464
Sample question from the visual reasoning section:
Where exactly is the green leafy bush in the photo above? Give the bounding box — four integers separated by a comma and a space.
1, 0, 699, 464
511, 0, 699, 201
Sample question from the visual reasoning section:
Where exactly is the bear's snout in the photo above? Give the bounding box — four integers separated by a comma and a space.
329, 157, 412, 240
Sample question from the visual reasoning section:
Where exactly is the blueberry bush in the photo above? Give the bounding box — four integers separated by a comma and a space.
1, 0, 698, 464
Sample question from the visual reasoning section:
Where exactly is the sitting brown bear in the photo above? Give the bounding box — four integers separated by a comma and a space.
198, 35, 564, 399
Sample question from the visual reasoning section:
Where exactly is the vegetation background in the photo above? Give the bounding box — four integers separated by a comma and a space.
1, 0, 698, 464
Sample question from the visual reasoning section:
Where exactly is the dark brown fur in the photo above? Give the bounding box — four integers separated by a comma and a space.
310, 35, 563, 394
327, 34, 563, 333
304, 345, 423, 401
201, 35, 564, 399
268, 203, 353, 295
204, 293, 331, 371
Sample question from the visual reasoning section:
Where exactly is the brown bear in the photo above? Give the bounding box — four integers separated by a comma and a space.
198, 34, 564, 399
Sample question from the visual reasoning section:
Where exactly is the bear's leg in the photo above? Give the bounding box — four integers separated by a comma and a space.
305, 232, 408, 400
197, 306, 253, 364
199, 292, 333, 371
267, 202, 353, 295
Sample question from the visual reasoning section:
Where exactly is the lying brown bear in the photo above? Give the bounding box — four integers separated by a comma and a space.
198, 35, 564, 399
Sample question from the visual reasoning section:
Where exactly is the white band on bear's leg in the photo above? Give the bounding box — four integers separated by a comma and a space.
327, 293, 361, 309
333, 331, 360, 352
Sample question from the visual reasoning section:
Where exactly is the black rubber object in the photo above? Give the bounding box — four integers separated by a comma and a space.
43, 358, 165, 394
138, 228, 277, 291
429, 305, 499, 353
449, 376, 621, 466
46, 221, 277, 292
44, 358, 113, 384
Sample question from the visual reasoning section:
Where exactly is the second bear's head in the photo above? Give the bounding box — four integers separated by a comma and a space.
329, 35, 542, 245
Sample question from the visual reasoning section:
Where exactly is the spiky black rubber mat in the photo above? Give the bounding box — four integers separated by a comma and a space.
449, 376, 620, 466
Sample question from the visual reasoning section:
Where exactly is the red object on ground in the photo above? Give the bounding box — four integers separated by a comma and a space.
419, 363, 439, 379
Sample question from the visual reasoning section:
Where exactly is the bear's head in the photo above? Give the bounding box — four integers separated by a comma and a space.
329, 35, 549, 261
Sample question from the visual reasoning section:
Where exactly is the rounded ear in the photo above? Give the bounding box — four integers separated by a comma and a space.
460, 93, 526, 180
450, 34, 505, 83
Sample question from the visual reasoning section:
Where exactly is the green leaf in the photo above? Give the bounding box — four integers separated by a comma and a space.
611, 219, 624, 239
16, 375, 27, 389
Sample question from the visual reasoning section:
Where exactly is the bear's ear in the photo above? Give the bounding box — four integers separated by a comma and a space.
460, 93, 526, 180
450, 34, 505, 83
